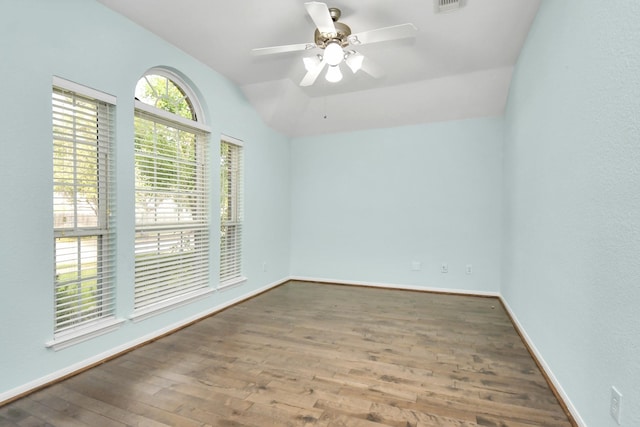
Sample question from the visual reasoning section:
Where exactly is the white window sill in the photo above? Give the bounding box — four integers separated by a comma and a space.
46, 317, 125, 351
219, 276, 247, 291
130, 287, 215, 323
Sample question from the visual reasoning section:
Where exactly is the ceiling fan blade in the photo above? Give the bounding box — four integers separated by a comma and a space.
303, 55, 322, 72
252, 43, 316, 56
305, 2, 336, 35
348, 23, 417, 46
300, 58, 327, 87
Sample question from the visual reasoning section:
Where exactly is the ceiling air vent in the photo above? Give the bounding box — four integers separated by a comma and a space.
435, 0, 461, 13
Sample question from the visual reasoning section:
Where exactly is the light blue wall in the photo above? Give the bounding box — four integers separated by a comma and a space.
503, 1, 640, 425
291, 119, 503, 293
0, 0, 290, 396
3, 1, 638, 424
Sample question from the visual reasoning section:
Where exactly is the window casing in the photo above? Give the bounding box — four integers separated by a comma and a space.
52, 80, 117, 340
133, 72, 211, 316
220, 138, 244, 287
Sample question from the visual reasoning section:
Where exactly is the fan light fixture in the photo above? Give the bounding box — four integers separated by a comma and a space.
251, 3, 418, 87
324, 41, 344, 66
345, 52, 364, 73
325, 65, 343, 82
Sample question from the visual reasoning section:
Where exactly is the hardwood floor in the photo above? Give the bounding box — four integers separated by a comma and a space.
0, 281, 573, 426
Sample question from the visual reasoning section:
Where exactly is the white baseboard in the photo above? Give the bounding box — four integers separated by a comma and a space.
1, 276, 585, 427
500, 298, 586, 427
292, 276, 584, 426
289, 275, 501, 298
0, 278, 287, 405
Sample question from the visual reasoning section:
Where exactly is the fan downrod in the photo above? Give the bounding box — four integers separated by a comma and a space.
328, 7, 341, 21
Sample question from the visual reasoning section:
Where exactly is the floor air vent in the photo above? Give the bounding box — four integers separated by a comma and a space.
435, 0, 461, 13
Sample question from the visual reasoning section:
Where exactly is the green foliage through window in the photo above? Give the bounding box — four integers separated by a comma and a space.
135, 74, 195, 120
52, 84, 115, 334
133, 72, 210, 311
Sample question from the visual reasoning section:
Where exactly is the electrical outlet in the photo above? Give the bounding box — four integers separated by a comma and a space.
441, 263, 448, 273
610, 386, 622, 424
466, 264, 472, 275
262, 262, 268, 272
411, 261, 421, 271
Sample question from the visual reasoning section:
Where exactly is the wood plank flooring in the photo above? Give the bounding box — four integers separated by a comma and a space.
0, 281, 573, 426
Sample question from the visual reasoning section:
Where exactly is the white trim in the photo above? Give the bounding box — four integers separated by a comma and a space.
141, 67, 206, 124
500, 297, 586, 427
3, 275, 584, 427
0, 277, 288, 406
45, 318, 125, 351
218, 276, 248, 291
221, 134, 244, 147
52, 76, 116, 105
288, 276, 501, 297
290, 276, 582, 425
130, 288, 216, 323
135, 100, 211, 132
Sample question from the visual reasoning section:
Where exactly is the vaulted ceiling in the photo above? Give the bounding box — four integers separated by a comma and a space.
97, 0, 541, 137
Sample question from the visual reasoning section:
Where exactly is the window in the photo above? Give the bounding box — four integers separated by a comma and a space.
133, 72, 211, 317
52, 78, 118, 344
220, 137, 244, 287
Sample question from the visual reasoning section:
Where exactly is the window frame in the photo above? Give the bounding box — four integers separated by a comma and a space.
131, 70, 213, 321
219, 135, 246, 289
48, 76, 123, 351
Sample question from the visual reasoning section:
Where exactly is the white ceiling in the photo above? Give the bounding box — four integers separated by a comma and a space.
97, 0, 541, 137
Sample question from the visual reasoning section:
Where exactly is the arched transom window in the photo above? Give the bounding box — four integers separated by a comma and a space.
132, 70, 211, 317
134, 74, 196, 120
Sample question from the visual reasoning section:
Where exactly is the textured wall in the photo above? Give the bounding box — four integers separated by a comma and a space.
291, 118, 503, 293
0, 0, 291, 398
503, 0, 640, 425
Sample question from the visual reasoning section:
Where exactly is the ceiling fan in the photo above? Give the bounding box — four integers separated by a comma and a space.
252, 2, 418, 87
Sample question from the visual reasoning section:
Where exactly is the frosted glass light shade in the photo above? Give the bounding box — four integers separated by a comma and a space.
346, 53, 364, 73
325, 65, 343, 83
324, 42, 344, 66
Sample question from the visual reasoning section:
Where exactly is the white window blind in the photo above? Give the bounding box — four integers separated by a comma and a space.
220, 138, 244, 285
134, 110, 210, 311
52, 84, 116, 334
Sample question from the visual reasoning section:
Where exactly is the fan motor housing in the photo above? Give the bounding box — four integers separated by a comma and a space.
314, 21, 351, 48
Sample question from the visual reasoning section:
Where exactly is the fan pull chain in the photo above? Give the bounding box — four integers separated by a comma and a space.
323, 97, 327, 119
